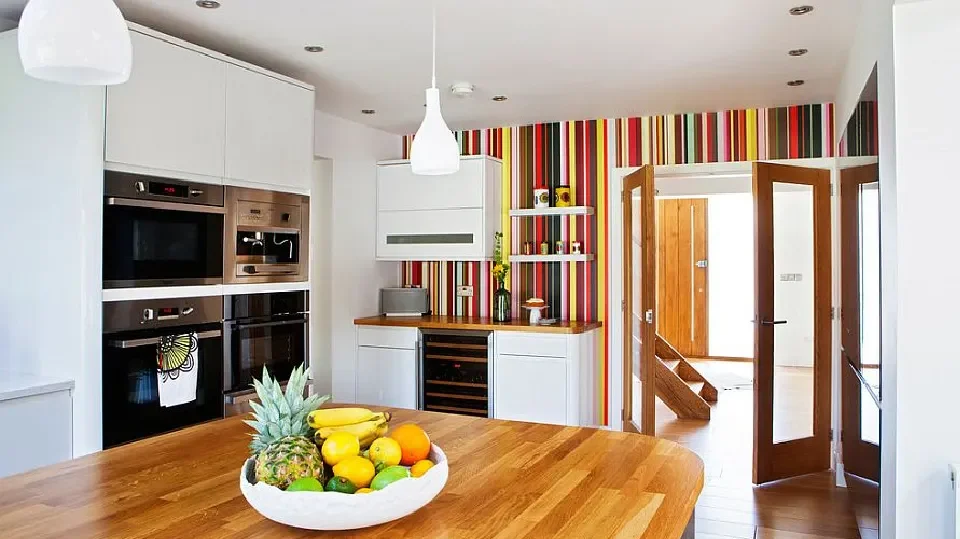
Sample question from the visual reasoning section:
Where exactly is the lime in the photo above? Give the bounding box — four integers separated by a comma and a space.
286, 477, 324, 492
370, 465, 411, 490
325, 476, 358, 494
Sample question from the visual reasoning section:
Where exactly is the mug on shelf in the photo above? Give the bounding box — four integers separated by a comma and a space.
555, 187, 571, 207
533, 188, 550, 209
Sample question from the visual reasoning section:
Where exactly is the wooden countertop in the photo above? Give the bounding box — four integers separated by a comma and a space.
354, 315, 602, 334
0, 409, 703, 538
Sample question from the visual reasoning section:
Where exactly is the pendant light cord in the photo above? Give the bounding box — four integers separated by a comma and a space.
431, 0, 437, 89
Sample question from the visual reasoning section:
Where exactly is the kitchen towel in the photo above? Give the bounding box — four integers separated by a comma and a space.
156, 332, 199, 408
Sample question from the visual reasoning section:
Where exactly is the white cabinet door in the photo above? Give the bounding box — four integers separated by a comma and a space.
494, 354, 567, 425
225, 64, 314, 192
0, 390, 72, 478
378, 159, 485, 212
105, 32, 226, 180
356, 347, 417, 409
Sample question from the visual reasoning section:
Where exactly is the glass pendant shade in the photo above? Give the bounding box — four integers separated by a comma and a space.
410, 88, 460, 176
18, 0, 132, 85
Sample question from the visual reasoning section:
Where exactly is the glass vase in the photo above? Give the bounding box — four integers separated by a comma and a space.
493, 285, 512, 323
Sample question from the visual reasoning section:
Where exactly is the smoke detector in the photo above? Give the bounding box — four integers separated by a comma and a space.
450, 82, 475, 98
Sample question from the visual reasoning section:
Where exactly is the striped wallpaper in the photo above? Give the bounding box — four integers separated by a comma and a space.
400, 103, 835, 426
839, 100, 879, 157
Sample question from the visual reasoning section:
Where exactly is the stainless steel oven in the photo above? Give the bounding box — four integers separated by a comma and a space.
224, 187, 309, 284
103, 171, 225, 289
102, 296, 224, 448
223, 291, 309, 410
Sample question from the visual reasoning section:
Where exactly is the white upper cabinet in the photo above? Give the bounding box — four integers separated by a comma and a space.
377, 156, 502, 261
105, 31, 226, 181
225, 64, 315, 192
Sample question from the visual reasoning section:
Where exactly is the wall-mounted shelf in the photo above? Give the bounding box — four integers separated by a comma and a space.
509, 206, 594, 217
509, 254, 594, 263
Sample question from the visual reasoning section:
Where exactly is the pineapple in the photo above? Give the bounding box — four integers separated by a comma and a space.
255, 435, 325, 489
244, 363, 329, 454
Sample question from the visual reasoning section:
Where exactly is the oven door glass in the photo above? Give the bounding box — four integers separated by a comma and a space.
102, 324, 224, 448
227, 317, 306, 392
103, 204, 223, 287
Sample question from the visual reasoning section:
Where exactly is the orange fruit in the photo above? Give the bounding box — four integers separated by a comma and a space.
410, 459, 435, 478
389, 424, 431, 466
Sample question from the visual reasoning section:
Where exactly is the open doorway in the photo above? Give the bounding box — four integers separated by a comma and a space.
612, 158, 879, 538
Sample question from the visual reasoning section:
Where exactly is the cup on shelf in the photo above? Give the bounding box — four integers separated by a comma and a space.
571, 241, 582, 255
555, 187, 571, 207
533, 188, 550, 209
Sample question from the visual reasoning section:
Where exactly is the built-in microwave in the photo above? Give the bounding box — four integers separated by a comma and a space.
224, 187, 309, 284
102, 171, 225, 289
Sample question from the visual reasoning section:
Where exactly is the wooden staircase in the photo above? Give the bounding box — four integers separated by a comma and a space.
654, 334, 718, 420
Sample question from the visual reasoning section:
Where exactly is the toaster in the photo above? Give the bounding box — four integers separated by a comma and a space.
380, 287, 430, 316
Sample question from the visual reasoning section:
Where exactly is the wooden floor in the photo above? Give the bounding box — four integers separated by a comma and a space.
655, 361, 879, 539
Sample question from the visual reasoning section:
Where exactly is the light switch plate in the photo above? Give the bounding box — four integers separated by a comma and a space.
457, 285, 474, 298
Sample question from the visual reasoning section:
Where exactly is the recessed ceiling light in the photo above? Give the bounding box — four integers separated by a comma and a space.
196, 0, 221, 9
789, 5, 814, 16
304, 46, 324, 53
787, 79, 806, 87
361, 109, 376, 115
492, 95, 508, 102
788, 48, 809, 57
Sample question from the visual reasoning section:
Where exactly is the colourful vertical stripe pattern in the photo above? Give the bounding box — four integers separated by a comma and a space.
839, 100, 879, 157
400, 102, 835, 426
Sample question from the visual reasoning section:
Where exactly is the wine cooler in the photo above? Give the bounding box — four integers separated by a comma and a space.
419, 330, 492, 418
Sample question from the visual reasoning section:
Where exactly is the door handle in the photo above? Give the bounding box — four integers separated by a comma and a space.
756, 320, 787, 326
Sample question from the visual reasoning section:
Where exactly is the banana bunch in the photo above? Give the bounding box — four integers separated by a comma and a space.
308, 408, 392, 449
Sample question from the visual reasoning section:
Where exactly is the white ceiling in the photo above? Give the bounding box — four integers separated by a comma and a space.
0, 0, 864, 134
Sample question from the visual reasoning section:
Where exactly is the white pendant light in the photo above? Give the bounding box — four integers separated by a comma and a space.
18, 0, 132, 86
410, 1, 459, 176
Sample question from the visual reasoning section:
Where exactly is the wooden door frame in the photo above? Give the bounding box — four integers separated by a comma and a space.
622, 165, 656, 435
753, 162, 833, 484
840, 164, 881, 482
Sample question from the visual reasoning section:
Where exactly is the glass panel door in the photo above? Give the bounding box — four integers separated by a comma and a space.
622, 165, 656, 434
753, 162, 832, 484
841, 164, 881, 482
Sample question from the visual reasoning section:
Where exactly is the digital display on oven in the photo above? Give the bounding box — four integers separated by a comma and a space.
157, 307, 180, 321
148, 182, 188, 198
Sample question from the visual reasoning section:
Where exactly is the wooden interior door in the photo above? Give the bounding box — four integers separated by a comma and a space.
752, 162, 832, 484
840, 164, 881, 483
622, 165, 656, 435
656, 198, 709, 357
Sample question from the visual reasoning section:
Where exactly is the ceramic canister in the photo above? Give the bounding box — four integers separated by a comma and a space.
534, 188, 550, 209
555, 187, 571, 207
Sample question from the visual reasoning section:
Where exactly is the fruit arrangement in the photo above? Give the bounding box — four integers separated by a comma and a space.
246, 364, 437, 495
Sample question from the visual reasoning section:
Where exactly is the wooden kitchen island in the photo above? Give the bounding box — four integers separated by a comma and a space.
0, 409, 703, 538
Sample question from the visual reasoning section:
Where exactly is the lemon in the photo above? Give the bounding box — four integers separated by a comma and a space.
355, 488, 373, 494
321, 432, 360, 466
332, 455, 376, 488
369, 437, 402, 467
410, 459, 435, 478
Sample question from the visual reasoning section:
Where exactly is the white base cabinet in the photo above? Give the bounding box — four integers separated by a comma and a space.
0, 389, 72, 478
493, 330, 599, 426
355, 327, 419, 409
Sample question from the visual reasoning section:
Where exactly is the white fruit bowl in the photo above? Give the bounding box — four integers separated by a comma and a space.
239, 444, 449, 531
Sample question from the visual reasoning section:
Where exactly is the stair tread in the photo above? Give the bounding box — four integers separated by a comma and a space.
662, 359, 681, 372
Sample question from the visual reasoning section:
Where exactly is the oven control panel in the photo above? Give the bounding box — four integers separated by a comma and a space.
103, 297, 222, 334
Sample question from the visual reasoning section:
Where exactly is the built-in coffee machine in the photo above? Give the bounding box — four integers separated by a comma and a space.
224, 187, 309, 284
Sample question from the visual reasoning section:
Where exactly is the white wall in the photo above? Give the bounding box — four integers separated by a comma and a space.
0, 31, 104, 456
892, 1, 960, 536
313, 111, 400, 403
706, 194, 753, 358
835, 0, 898, 533
310, 158, 334, 397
